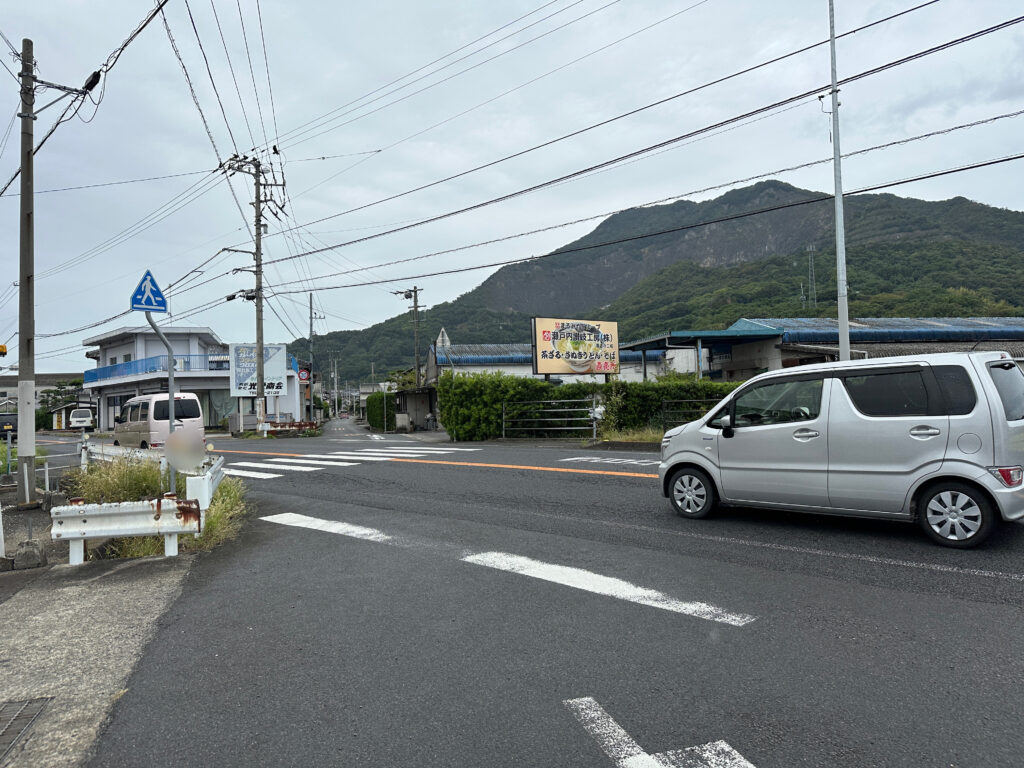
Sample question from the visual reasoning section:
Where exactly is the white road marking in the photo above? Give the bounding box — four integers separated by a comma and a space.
325, 452, 400, 461
365, 446, 482, 453
270, 458, 360, 467
564, 697, 756, 768
561, 456, 660, 467
232, 461, 322, 472
462, 552, 755, 626
261, 512, 392, 542
260, 513, 754, 625
370, 434, 385, 440
223, 468, 281, 479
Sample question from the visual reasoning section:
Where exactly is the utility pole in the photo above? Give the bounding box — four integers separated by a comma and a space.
223, 155, 283, 433
393, 286, 422, 387
307, 294, 324, 421
828, 0, 850, 360
17, 39, 35, 504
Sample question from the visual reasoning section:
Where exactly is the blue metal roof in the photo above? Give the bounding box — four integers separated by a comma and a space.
742, 317, 1024, 344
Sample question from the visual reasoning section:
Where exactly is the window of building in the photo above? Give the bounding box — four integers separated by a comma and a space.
123, 353, 132, 363
109, 356, 118, 366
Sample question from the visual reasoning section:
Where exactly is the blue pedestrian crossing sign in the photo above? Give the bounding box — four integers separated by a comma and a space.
130, 270, 168, 313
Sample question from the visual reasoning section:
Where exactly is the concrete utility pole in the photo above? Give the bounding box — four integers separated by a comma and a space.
828, 0, 851, 360
17, 39, 35, 504
393, 286, 422, 387
307, 294, 324, 421
223, 155, 283, 432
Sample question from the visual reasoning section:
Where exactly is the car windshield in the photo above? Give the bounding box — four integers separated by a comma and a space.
71, 410, 91, 418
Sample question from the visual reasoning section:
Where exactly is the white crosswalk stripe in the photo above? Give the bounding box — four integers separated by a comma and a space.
233, 461, 322, 472
222, 444, 483, 482
223, 468, 281, 479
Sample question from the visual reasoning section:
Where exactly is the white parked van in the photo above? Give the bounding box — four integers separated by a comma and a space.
68, 408, 95, 431
113, 393, 204, 449
659, 351, 1024, 548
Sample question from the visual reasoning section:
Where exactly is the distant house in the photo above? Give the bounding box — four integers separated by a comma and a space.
82, 326, 301, 431
622, 317, 1024, 381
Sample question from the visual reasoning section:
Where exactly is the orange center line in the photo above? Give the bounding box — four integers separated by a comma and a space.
389, 457, 658, 478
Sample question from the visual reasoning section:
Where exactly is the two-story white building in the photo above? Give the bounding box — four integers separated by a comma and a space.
82, 326, 301, 431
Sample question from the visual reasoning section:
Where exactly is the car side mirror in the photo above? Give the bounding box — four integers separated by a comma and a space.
114, 416, 123, 424
720, 414, 734, 439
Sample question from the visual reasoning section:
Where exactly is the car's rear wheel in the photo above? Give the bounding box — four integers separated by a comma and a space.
918, 482, 995, 548
668, 467, 716, 519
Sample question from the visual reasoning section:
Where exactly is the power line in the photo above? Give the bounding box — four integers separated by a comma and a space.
265, 13, 1023, 268
0, 168, 212, 196
183, 0, 240, 153
208, 0, 258, 150
235, 0, 270, 151
269, 0, 581, 149
264, 152, 1024, 296
279, 0, 622, 151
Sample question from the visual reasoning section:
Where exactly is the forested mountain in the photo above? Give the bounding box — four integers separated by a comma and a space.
298, 180, 1024, 384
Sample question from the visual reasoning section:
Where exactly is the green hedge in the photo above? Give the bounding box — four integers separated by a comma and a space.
366, 391, 396, 432
436, 371, 738, 441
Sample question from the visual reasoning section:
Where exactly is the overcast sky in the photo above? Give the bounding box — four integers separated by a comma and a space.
1, 0, 1022, 373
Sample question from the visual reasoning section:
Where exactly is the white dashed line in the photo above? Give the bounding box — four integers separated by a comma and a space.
463, 552, 756, 626
259, 514, 755, 626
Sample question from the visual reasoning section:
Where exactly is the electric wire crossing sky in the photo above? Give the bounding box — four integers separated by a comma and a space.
130, 270, 167, 313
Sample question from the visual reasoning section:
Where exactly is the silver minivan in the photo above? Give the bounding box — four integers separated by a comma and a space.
659, 352, 1024, 548
113, 393, 204, 449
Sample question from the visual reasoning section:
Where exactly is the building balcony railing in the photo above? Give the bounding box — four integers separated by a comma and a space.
83, 354, 230, 384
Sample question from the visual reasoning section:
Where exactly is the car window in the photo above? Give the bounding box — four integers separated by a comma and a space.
119, 404, 132, 422
733, 378, 823, 427
987, 362, 1024, 421
154, 399, 201, 420
706, 403, 730, 428
843, 370, 929, 417
129, 404, 141, 422
932, 365, 977, 416
71, 409, 90, 418
139, 402, 149, 421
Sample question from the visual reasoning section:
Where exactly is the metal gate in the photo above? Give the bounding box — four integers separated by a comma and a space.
502, 397, 598, 439
661, 399, 721, 432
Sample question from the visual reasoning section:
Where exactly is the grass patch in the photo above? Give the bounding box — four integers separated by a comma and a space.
103, 477, 248, 559
595, 426, 664, 443
62, 458, 248, 559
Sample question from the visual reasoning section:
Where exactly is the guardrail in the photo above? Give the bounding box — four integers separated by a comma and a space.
83, 353, 230, 384
51, 495, 201, 565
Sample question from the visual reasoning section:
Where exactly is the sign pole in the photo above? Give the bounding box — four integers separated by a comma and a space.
146, 312, 175, 495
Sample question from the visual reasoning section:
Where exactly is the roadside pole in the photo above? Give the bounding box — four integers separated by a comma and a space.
17, 39, 36, 504
130, 270, 172, 492
146, 313, 175, 494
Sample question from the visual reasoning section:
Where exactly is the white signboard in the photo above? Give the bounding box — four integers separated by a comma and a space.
229, 344, 289, 397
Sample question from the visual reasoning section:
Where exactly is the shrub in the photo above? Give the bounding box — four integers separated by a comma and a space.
436, 371, 738, 441
366, 391, 396, 431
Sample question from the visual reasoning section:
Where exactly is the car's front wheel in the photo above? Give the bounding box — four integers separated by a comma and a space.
918, 482, 996, 548
668, 467, 716, 519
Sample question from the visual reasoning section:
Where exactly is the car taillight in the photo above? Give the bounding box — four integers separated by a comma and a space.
987, 466, 1023, 487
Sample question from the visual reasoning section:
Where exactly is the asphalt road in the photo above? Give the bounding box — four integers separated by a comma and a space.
83, 418, 1024, 767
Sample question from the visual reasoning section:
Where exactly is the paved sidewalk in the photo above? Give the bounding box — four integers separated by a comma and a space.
0, 556, 192, 767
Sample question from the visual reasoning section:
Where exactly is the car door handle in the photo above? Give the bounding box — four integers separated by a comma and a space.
909, 425, 941, 438
793, 428, 820, 441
